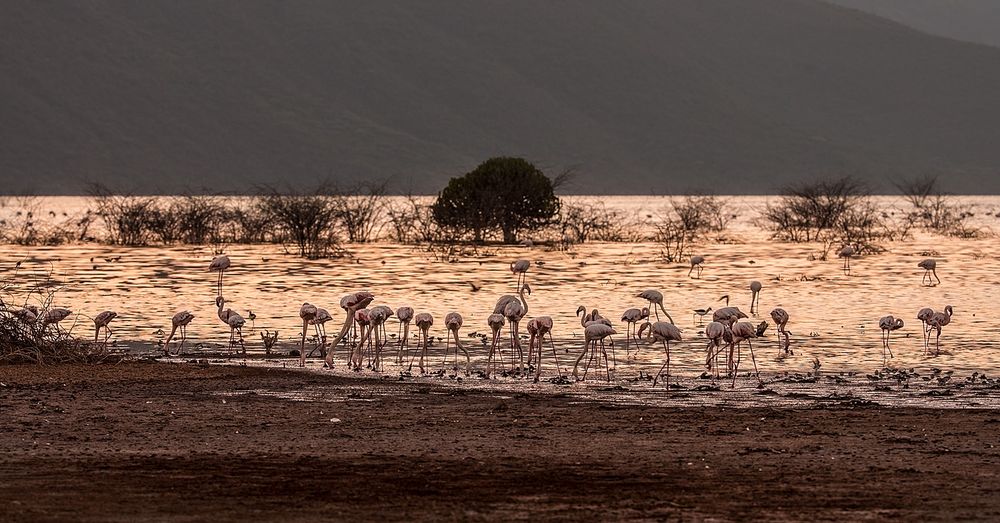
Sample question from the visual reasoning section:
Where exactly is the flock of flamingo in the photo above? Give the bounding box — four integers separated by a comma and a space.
12, 252, 952, 388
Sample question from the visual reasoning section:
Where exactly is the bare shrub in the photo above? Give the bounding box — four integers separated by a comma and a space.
224, 199, 274, 244
559, 202, 644, 243
258, 185, 343, 259
88, 184, 157, 246
335, 181, 388, 243
893, 175, 981, 237
653, 196, 727, 262
386, 195, 441, 244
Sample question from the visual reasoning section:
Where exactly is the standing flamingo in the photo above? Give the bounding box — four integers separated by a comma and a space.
502, 284, 530, 372
637, 290, 675, 323
216, 296, 245, 353
485, 313, 506, 377
528, 316, 560, 383
411, 312, 434, 373
704, 321, 726, 378
351, 308, 373, 370
443, 312, 471, 375
208, 255, 231, 297
926, 305, 953, 355
93, 310, 118, 346
639, 321, 682, 388
510, 259, 531, 290
728, 320, 766, 387
369, 306, 394, 371
572, 323, 617, 382
749, 281, 762, 315
40, 307, 72, 335
919, 259, 940, 286
395, 306, 414, 364
713, 306, 747, 325
879, 315, 904, 365
916, 307, 936, 353
577, 306, 612, 328
839, 246, 854, 274
309, 308, 333, 359
621, 307, 650, 358
689, 255, 705, 278
769, 308, 790, 354
297, 303, 318, 366
319, 292, 376, 368
164, 310, 195, 356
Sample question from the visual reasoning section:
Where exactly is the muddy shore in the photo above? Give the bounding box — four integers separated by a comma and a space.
2, 362, 1000, 521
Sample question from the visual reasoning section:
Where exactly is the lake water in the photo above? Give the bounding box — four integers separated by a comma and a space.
2, 195, 1000, 379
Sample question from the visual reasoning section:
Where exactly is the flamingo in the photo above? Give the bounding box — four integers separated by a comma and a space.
719, 295, 730, 307
297, 302, 318, 366
503, 283, 531, 372
916, 307, 936, 353
309, 308, 333, 359
728, 320, 766, 387
352, 308, 373, 370
369, 306, 394, 371
208, 255, 231, 297
576, 306, 612, 328
93, 310, 117, 346
926, 305, 953, 355
216, 296, 245, 353
639, 321, 682, 388
749, 281, 762, 315
572, 323, 617, 382
485, 313, 506, 377
713, 306, 748, 325
919, 259, 940, 286
13, 305, 39, 324
689, 255, 705, 278
411, 312, 434, 373
704, 321, 726, 377
879, 315, 904, 365
839, 245, 854, 274
164, 311, 195, 356
396, 306, 414, 364
510, 259, 531, 290
443, 312, 471, 375
528, 316, 560, 383
40, 307, 72, 334
620, 307, 650, 358
693, 307, 712, 325
322, 292, 375, 368
637, 290, 675, 323
769, 308, 790, 354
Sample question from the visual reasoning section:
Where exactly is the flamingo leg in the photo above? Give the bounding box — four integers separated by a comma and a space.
572, 340, 590, 381
548, 333, 563, 376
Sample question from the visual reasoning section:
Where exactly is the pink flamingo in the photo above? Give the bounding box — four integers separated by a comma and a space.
576, 306, 612, 328
839, 245, 854, 274
309, 308, 333, 359
749, 281, 762, 315
879, 315, 904, 364
621, 307, 650, 358
713, 306, 747, 325
728, 320, 765, 387
689, 255, 705, 278
572, 323, 617, 382
919, 259, 940, 286
318, 292, 375, 368
208, 255, 231, 297
916, 308, 936, 353
369, 306, 394, 371
485, 313, 506, 377
351, 308, 373, 370
443, 312, 471, 375
639, 321, 682, 388
410, 312, 434, 373
769, 308, 790, 354
396, 306, 414, 364
40, 307, 72, 335
297, 303, 318, 366
510, 259, 530, 290
704, 321, 726, 377
93, 310, 117, 346
164, 311, 195, 356
527, 316, 560, 383
926, 306, 953, 355
216, 296, 245, 353
502, 284, 530, 371
637, 290, 674, 323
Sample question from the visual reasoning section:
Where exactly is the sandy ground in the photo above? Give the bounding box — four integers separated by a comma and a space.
2, 362, 1000, 522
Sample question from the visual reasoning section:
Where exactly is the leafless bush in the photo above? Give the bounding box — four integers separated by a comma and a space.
88, 184, 157, 246
334, 181, 388, 243
893, 175, 981, 238
224, 199, 274, 244
653, 196, 726, 262
258, 185, 344, 259
559, 202, 644, 243
386, 195, 444, 244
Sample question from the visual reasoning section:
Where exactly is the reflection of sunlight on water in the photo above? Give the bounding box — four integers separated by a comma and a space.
3, 196, 1000, 378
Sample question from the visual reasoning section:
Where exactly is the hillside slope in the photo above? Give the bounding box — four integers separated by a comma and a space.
2, 0, 1000, 194
824, 0, 1000, 48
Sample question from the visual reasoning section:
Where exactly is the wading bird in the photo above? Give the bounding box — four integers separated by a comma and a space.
208, 255, 231, 297
502, 284, 530, 371
769, 308, 790, 354
621, 307, 650, 357
917, 308, 936, 353
572, 323, 617, 382
369, 306, 394, 370
411, 312, 434, 373
485, 313, 506, 377
637, 289, 675, 323
879, 315, 904, 365
926, 306, 953, 355
713, 306, 748, 325
839, 246, 854, 274
704, 321, 726, 378
527, 316, 559, 382
40, 307, 72, 334
164, 310, 195, 356
689, 255, 705, 278
298, 303, 318, 366
309, 308, 333, 359
728, 320, 766, 387
93, 310, 117, 346
749, 281, 762, 315
639, 321, 682, 388
321, 292, 376, 368
443, 312, 471, 375
395, 306, 414, 364
351, 308, 373, 370
693, 307, 712, 325
510, 259, 530, 290
919, 259, 941, 286
216, 296, 245, 353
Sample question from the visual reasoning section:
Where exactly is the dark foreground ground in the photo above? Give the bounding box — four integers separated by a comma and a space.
2, 363, 999, 522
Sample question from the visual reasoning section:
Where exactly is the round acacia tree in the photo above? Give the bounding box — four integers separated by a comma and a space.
432, 157, 561, 243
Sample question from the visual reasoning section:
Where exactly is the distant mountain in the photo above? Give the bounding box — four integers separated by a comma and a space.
824, 0, 1000, 48
2, 0, 1000, 194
